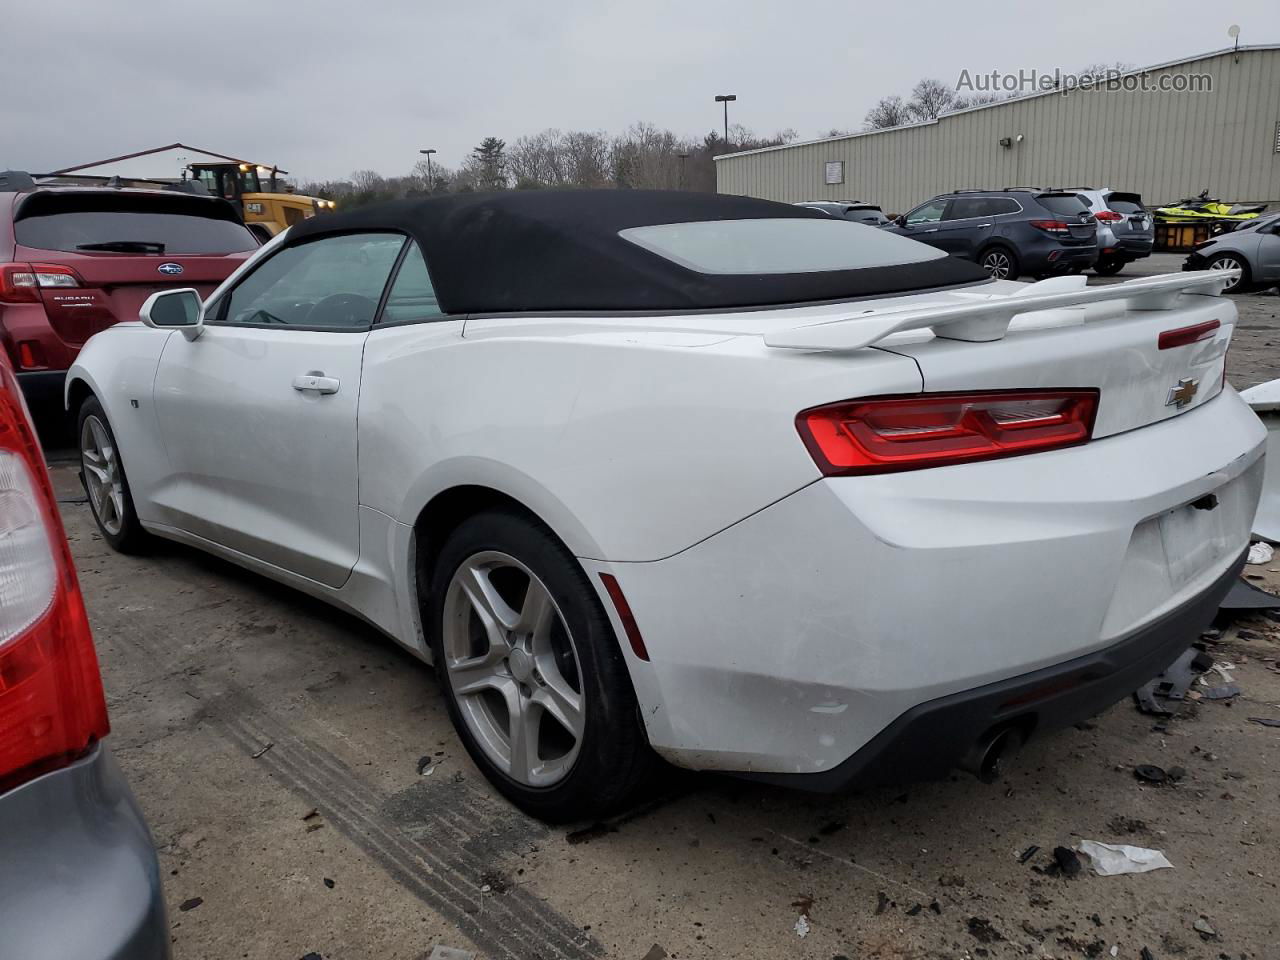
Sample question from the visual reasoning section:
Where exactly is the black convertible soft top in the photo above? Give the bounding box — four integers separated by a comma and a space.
286, 190, 989, 314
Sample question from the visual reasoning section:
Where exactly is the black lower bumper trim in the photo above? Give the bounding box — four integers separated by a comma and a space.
15, 369, 67, 410
742, 549, 1246, 793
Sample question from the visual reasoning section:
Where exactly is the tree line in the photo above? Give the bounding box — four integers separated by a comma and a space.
299, 64, 1134, 206
299, 123, 797, 208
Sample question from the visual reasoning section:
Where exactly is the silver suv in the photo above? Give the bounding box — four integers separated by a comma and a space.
1065, 188, 1154, 275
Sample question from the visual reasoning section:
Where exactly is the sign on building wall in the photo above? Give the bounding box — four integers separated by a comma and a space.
824, 161, 844, 185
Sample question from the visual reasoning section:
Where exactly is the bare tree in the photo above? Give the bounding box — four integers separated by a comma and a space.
1077, 60, 1135, 79
907, 78, 957, 121
864, 95, 913, 130
950, 90, 1009, 110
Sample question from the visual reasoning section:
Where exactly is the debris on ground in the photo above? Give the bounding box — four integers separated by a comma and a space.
1017, 845, 1039, 864
967, 917, 1005, 943
1247, 716, 1280, 727
1140, 948, 1156, 960
1050, 846, 1082, 877
301, 809, 319, 821
1133, 648, 1215, 714
416, 755, 435, 776
640, 946, 667, 960
178, 897, 203, 912
300, 954, 323, 960
251, 741, 274, 759
427, 948, 476, 960
793, 914, 810, 938
905, 903, 923, 916
323, 877, 335, 889
1247, 541, 1273, 564
874, 891, 891, 915
1134, 764, 1168, 785
1192, 917, 1218, 940
1201, 683, 1241, 700
1077, 840, 1174, 876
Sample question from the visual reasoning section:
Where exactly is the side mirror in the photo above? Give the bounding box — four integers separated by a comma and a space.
140, 288, 203, 341
895, 215, 908, 227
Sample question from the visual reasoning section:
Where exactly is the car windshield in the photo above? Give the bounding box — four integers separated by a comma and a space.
619, 217, 945, 274
14, 192, 258, 254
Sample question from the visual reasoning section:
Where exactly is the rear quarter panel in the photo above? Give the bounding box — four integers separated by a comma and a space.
358, 319, 924, 562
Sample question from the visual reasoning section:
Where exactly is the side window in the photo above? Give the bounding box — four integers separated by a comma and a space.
945, 197, 985, 220
905, 200, 948, 225
987, 198, 1021, 216
380, 242, 446, 324
210, 233, 405, 329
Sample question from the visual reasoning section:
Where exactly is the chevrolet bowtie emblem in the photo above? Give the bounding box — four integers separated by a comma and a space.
1166, 377, 1199, 408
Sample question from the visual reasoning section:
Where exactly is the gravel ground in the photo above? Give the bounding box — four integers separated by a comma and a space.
51, 258, 1280, 960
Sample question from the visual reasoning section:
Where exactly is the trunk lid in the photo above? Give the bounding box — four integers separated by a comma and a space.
1036, 193, 1098, 244
874, 284, 1234, 438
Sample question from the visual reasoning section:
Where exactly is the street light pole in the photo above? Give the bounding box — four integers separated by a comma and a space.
714, 94, 737, 146
677, 152, 689, 189
419, 148, 437, 190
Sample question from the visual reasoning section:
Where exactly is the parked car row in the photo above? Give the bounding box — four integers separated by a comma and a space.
797, 186, 1157, 282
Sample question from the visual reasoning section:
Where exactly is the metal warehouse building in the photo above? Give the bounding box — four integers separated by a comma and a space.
716, 45, 1280, 214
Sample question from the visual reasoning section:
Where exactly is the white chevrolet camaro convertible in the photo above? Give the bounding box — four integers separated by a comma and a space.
67, 190, 1262, 821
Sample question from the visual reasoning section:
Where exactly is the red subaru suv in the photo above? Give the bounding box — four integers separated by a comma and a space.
0, 171, 257, 411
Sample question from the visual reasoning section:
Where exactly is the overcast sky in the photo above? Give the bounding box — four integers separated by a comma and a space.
3, 0, 1273, 183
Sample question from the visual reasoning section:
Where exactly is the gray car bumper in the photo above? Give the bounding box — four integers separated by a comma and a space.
0, 745, 171, 960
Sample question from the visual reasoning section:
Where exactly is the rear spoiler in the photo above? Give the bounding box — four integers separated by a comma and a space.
763, 271, 1239, 353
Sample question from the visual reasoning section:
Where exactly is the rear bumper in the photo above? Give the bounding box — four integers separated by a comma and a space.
1023, 244, 1097, 272
0, 745, 171, 960
741, 547, 1245, 791
16, 369, 68, 411
597, 389, 1265, 778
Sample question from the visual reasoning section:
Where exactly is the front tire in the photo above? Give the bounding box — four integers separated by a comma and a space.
979, 246, 1019, 280
78, 397, 149, 553
428, 509, 655, 822
1206, 253, 1250, 293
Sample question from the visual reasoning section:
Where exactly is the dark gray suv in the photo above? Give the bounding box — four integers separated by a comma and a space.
885, 189, 1098, 280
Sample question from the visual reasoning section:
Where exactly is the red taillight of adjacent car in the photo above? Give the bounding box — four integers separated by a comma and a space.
0, 262, 81, 304
0, 360, 108, 795
797, 389, 1100, 476
1094, 211, 1124, 222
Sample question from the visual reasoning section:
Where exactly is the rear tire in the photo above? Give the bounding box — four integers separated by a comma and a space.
77, 397, 149, 554
1206, 253, 1250, 293
428, 508, 656, 822
1093, 257, 1125, 276
979, 246, 1019, 280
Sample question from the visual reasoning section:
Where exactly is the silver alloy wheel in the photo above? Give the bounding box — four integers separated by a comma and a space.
1207, 255, 1243, 292
442, 551, 585, 788
981, 250, 1012, 279
80, 414, 125, 536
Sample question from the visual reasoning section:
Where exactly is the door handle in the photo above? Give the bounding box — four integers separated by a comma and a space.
977, 223, 993, 229
293, 374, 340, 395
920, 228, 939, 233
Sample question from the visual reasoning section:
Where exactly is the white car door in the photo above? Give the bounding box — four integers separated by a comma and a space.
150, 232, 407, 587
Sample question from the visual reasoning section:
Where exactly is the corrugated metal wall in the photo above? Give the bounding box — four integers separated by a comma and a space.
716, 48, 1280, 213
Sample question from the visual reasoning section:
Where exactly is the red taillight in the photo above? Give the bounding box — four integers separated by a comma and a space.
599, 573, 649, 662
796, 390, 1099, 476
0, 262, 81, 304
0, 361, 108, 794
1028, 219, 1071, 235
1158, 319, 1221, 350
1094, 211, 1124, 222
